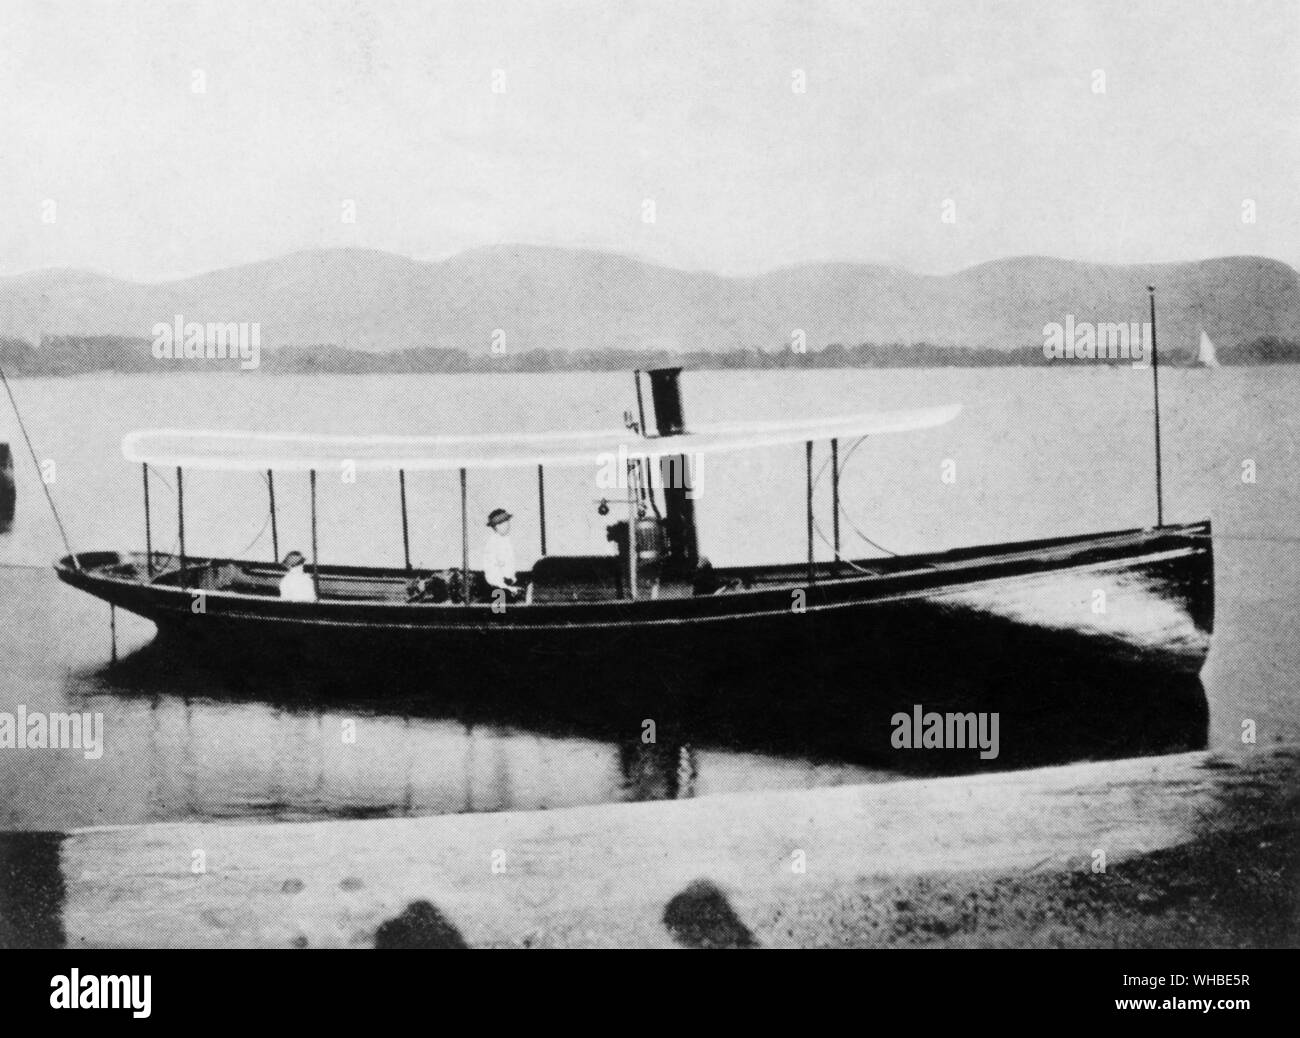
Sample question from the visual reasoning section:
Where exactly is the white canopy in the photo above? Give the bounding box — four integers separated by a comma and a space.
122, 404, 960, 473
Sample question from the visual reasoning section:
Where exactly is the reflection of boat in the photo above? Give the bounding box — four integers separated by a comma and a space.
1196, 327, 1221, 368
95, 631, 1210, 775
55, 368, 1215, 720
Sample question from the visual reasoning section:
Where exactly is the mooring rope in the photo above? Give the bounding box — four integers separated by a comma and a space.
0, 362, 79, 568
239, 501, 274, 554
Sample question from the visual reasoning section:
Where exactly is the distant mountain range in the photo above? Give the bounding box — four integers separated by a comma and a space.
0, 247, 1297, 371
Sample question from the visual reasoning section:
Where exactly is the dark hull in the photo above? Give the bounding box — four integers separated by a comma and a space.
55, 522, 1213, 765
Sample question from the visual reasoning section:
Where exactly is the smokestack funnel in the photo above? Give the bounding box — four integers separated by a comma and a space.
647, 367, 686, 436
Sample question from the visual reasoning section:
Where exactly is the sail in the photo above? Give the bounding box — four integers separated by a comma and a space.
1197, 327, 1220, 368
122, 404, 961, 473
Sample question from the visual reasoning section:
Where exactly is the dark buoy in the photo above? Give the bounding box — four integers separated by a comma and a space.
0, 443, 14, 529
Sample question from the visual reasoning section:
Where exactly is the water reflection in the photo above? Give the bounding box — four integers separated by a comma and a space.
32, 633, 1210, 827
46, 640, 888, 826
619, 740, 698, 801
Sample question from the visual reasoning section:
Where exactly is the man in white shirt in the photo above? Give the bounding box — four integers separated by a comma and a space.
279, 550, 317, 602
482, 508, 520, 598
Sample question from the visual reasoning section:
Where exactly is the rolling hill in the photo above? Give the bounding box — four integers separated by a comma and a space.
0, 247, 1296, 363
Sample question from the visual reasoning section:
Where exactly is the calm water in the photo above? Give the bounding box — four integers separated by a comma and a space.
1, 367, 1297, 828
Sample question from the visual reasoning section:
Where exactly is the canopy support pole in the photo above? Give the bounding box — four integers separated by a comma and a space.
1148, 285, 1164, 529
537, 465, 547, 556
459, 468, 469, 607
399, 469, 411, 570
805, 441, 815, 586
627, 463, 638, 599
176, 466, 186, 589
142, 463, 153, 577
309, 469, 320, 599
830, 437, 841, 574
267, 470, 279, 562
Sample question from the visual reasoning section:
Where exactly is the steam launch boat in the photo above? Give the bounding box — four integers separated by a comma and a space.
55, 368, 1213, 729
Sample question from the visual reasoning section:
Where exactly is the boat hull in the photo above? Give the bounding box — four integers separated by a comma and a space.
54, 522, 1213, 764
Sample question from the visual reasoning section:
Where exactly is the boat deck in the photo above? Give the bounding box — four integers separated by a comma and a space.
65, 521, 1208, 607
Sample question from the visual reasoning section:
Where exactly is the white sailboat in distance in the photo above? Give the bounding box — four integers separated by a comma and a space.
1196, 326, 1221, 368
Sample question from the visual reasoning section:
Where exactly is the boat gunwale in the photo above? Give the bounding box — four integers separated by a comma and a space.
54, 520, 1212, 616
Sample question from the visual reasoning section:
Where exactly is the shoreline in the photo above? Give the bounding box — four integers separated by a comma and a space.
2, 743, 1294, 948
780, 818, 1297, 949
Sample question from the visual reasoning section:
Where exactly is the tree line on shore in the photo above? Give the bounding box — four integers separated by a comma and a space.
1, 334, 1298, 375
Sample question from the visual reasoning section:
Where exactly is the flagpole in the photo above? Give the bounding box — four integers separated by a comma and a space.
1148, 285, 1164, 528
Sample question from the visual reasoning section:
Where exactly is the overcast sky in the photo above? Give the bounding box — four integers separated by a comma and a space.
1, 0, 1296, 280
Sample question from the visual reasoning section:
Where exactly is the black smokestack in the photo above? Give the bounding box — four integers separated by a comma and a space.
647, 367, 686, 435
